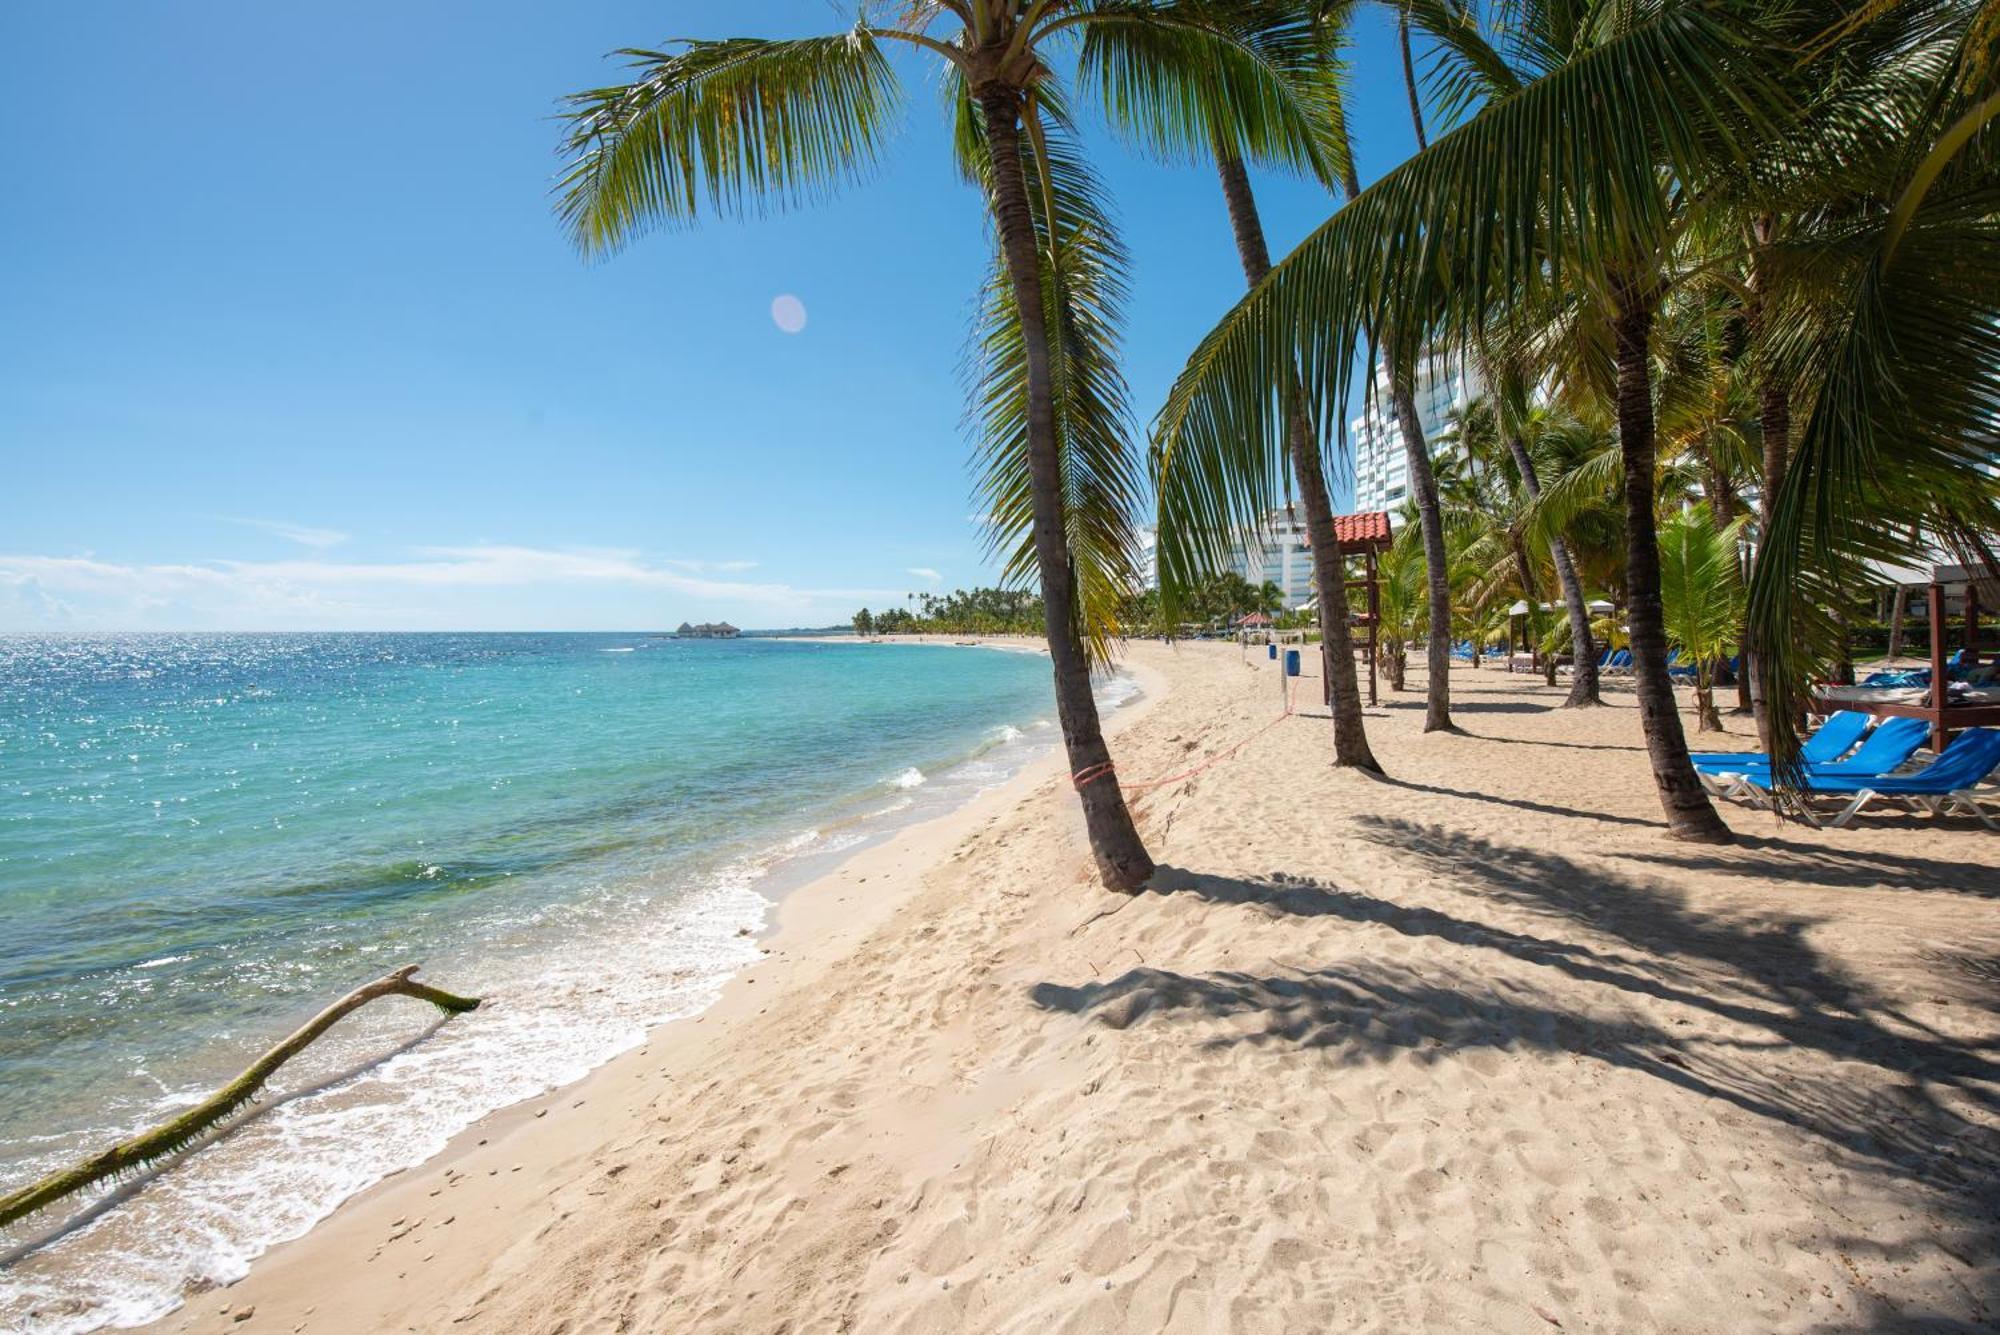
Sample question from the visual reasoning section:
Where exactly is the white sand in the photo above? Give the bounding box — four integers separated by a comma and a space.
145, 641, 2000, 1333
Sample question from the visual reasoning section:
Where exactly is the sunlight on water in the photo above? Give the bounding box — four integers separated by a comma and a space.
0, 633, 1083, 1332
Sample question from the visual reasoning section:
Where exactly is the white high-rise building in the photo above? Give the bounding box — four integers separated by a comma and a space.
1228, 506, 1315, 609
1133, 505, 1318, 610
1347, 354, 1483, 514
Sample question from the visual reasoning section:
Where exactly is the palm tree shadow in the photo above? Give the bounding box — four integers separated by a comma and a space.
1035, 855, 2000, 1312
1612, 833, 2000, 898
1372, 776, 1663, 828
1377, 699, 1557, 715
1452, 728, 1647, 754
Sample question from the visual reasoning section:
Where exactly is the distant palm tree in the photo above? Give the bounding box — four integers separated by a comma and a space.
1114, 0, 1381, 770
1476, 353, 1604, 706
557, 6, 1310, 889
1657, 502, 1747, 732
1374, 515, 1427, 691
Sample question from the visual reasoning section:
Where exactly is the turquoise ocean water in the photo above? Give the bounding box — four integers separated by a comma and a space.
0, 633, 1101, 1331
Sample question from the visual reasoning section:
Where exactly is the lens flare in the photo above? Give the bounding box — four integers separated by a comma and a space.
770, 294, 807, 334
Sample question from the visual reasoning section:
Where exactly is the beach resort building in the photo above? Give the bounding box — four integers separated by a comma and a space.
1348, 354, 1483, 514
1134, 507, 1317, 609
1227, 506, 1316, 609
675, 621, 740, 639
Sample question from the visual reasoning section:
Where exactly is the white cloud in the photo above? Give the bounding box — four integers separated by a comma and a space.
232, 518, 350, 548
663, 558, 760, 574
907, 567, 943, 585
0, 547, 906, 632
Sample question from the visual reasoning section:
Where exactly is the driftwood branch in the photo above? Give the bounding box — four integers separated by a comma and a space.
0, 964, 479, 1230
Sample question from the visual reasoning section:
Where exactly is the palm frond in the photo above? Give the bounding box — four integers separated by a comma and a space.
964, 93, 1147, 668
555, 30, 902, 255
1154, 3, 1792, 526
1078, 0, 1350, 186
1748, 5, 2000, 772
1659, 503, 1748, 662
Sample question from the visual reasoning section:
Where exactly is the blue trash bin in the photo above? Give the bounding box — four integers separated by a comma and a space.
1267, 644, 1277, 660
1284, 649, 1301, 676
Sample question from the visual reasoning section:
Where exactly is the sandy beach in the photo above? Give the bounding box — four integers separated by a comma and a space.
144, 640, 1998, 1334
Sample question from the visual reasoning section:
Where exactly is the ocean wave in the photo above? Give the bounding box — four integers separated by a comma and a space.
0, 874, 771, 1334
890, 767, 926, 790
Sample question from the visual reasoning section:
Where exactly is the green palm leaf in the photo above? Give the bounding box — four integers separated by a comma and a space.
1746, 4, 2000, 772
1079, 0, 1351, 186
1154, 3, 1789, 528
1659, 503, 1747, 663
963, 94, 1148, 668
555, 30, 902, 254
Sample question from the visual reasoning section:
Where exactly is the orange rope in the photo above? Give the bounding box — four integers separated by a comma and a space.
1070, 760, 1118, 790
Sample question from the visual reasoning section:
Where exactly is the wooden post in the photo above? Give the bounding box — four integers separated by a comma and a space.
1929, 579, 1949, 753
1967, 582, 1981, 666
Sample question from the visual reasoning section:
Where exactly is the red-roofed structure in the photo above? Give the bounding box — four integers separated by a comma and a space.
1306, 510, 1394, 551
1295, 510, 1394, 706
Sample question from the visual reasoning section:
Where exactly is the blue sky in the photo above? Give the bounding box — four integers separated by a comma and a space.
0, 1, 1422, 631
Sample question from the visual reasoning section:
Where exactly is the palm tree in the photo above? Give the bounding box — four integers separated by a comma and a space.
557, 6, 1316, 889
1375, 513, 1427, 691
1153, 0, 1825, 841
1385, 8, 1454, 733
1130, 0, 1383, 771
1478, 349, 1604, 705
1436, 382, 1604, 701
1658, 502, 1748, 732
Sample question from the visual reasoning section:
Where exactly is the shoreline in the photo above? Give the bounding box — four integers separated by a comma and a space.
118, 645, 2000, 1332
123, 645, 1163, 1335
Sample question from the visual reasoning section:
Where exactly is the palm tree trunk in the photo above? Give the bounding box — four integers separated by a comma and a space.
1212, 152, 1381, 772
1695, 664, 1722, 732
1389, 2, 1452, 733
1504, 433, 1601, 705
977, 85, 1153, 890
1887, 585, 1909, 660
1611, 278, 1732, 843
1750, 375, 1791, 749
1398, 6, 1428, 150
1389, 355, 1455, 731
1746, 215, 1791, 755
1706, 467, 1753, 714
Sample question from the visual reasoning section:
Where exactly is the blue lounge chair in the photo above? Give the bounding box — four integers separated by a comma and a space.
1697, 716, 1932, 802
1732, 728, 2000, 828
1563, 646, 1614, 677
1688, 710, 1870, 770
